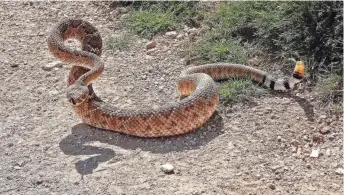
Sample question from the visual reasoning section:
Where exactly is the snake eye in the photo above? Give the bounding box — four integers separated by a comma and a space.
69, 97, 76, 105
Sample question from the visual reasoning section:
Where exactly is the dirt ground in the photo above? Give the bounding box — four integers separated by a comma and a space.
0, 1, 342, 195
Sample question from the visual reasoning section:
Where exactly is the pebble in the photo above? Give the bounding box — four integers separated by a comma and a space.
291, 139, 300, 147
265, 107, 273, 112
335, 168, 344, 175
13, 166, 21, 170
255, 174, 262, 180
319, 115, 327, 120
310, 149, 319, 158
187, 28, 198, 34
303, 135, 310, 142
158, 86, 164, 92
118, 7, 128, 14
161, 163, 174, 174
275, 175, 281, 180
312, 133, 324, 143
120, 14, 129, 20
319, 126, 331, 134
248, 57, 259, 66
141, 75, 147, 80
328, 134, 335, 141
10, 63, 19, 68
306, 163, 311, 169
176, 34, 184, 40
165, 31, 177, 38
145, 41, 157, 50
235, 172, 242, 176
268, 184, 276, 190
42, 61, 63, 71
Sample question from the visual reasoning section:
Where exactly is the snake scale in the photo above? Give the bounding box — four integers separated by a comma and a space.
47, 19, 305, 137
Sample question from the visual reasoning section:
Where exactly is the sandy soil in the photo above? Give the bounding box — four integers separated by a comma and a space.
0, 1, 342, 195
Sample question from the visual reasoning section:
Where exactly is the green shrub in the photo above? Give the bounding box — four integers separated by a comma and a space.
191, 37, 247, 64
124, 1, 205, 38
203, 1, 343, 80
125, 10, 175, 38
219, 78, 264, 105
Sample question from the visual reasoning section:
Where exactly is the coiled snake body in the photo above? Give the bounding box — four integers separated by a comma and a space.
47, 19, 305, 137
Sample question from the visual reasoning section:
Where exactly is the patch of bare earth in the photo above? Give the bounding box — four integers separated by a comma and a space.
0, 2, 342, 195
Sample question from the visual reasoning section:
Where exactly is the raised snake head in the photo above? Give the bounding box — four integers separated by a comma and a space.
66, 80, 90, 106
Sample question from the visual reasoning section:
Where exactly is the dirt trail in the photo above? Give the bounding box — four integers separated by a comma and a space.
0, 2, 342, 195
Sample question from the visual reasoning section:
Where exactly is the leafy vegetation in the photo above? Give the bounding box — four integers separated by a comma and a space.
124, 1, 204, 38
203, 1, 343, 81
219, 78, 264, 105
191, 38, 247, 64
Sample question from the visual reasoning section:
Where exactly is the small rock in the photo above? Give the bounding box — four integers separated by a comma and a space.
141, 75, 147, 80
13, 166, 21, 170
146, 49, 156, 55
165, 31, 177, 38
306, 163, 311, 169
325, 149, 331, 156
291, 139, 300, 147
275, 175, 281, 180
335, 168, 344, 175
176, 34, 184, 40
187, 28, 198, 34
303, 135, 310, 142
268, 184, 276, 190
10, 63, 19, 68
235, 172, 242, 176
312, 133, 324, 143
319, 115, 327, 120
188, 32, 197, 40
265, 107, 273, 112
225, 143, 234, 152
161, 163, 174, 174
271, 166, 281, 172
319, 126, 331, 134
328, 134, 335, 141
271, 115, 278, 119
118, 7, 128, 13
145, 41, 157, 50
120, 14, 129, 20
183, 25, 189, 32
310, 149, 319, 158
248, 57, 260, 66
158, 86, 164, 92
42, 61, 63, 71
255, 174, 262, 180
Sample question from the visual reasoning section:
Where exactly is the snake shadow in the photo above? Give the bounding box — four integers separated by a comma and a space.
59, 111, 224, 176
267, 90, 315, 122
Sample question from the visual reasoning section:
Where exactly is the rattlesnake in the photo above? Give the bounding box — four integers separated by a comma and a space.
47, 19, 305, 137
